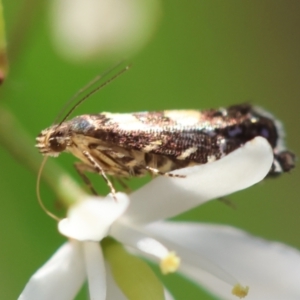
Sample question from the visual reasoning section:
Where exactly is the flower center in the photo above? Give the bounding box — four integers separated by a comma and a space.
137, 237, 181, 274
160, 251, 180, 274
232, 283, 249, 298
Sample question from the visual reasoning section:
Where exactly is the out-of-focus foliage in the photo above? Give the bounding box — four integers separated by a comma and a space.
0, 1, 300, 299
0, 0, 7, 82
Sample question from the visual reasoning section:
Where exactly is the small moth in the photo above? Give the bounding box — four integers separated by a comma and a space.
36, 103, 295, 194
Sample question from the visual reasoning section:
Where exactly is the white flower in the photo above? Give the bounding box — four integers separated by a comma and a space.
19, 137, 300, 299
49, 0, 162, 63
145, 222, 300, 300
19, 195, 130, 300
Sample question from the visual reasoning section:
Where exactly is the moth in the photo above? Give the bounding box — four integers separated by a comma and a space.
36, 103, 295, 195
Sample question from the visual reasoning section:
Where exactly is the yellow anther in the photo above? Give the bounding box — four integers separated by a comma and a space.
232, 283, 249, 298
160, 251, 180, 275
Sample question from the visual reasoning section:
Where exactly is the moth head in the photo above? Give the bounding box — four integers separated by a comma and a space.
36, 125, 70, 157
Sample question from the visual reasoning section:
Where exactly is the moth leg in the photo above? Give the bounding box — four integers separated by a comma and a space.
111, 176, 131, 193
145, 166, 186, 178
218, 197, 237, 210
117, 178, 132, 193
74, 162, 98, 195
82, 150, 117, 200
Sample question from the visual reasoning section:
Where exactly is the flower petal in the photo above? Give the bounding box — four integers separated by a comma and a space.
83, 242, 106, 300
110, 222, 180, 274
58, 193, 129, 241
121, 137, 273, 224
18, 241, 85, 300
146, 221, 300, 300
119, 221, 236, 287
164, 288, 175, 300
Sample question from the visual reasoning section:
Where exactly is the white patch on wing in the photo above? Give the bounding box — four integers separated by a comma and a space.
143, 141, 162, 152
177, 147, 198, 160
104, 113, 149, 131
164, 110, 202, 126
218, 138, 227, 156
207, 155, 216, 163
272, 159, 282, 173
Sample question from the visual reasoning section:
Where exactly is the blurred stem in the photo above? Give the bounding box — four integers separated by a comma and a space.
0, 105, 84, 207
0, 0, 8, 83
7, 0, 43, 67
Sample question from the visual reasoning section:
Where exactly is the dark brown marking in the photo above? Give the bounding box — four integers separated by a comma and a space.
145, 166, 186, 178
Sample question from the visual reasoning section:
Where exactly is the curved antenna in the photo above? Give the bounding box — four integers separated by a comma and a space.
37, 64, 131, 220
53, 75, 101, 125
54, 61, 125, 125
36, 156, 60, 221
58, 64, 131, 126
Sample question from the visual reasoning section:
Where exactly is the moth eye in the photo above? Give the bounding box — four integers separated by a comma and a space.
49, 137, 66, 152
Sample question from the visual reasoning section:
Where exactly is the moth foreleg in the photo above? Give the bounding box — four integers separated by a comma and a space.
217, 197, 237, 210
110, 176, 132, 193
116, 178, 132, 193
82, 150, 117, 200
74, 162, 98, 195
145, 166, 186, 178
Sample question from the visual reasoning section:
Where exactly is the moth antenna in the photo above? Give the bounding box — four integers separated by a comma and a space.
58, 64, 131, 126
37, 64, 131, 219
36, 156, 60, 221
54, 61, 125, 125
53, 74, 101, 125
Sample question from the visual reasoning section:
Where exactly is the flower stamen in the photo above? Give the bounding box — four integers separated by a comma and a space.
160, 251, 180, 275
136, 237, 181, 274
232, 283, 249, 298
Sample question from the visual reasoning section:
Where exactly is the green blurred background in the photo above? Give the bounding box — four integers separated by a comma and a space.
0, 1, 299, 299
